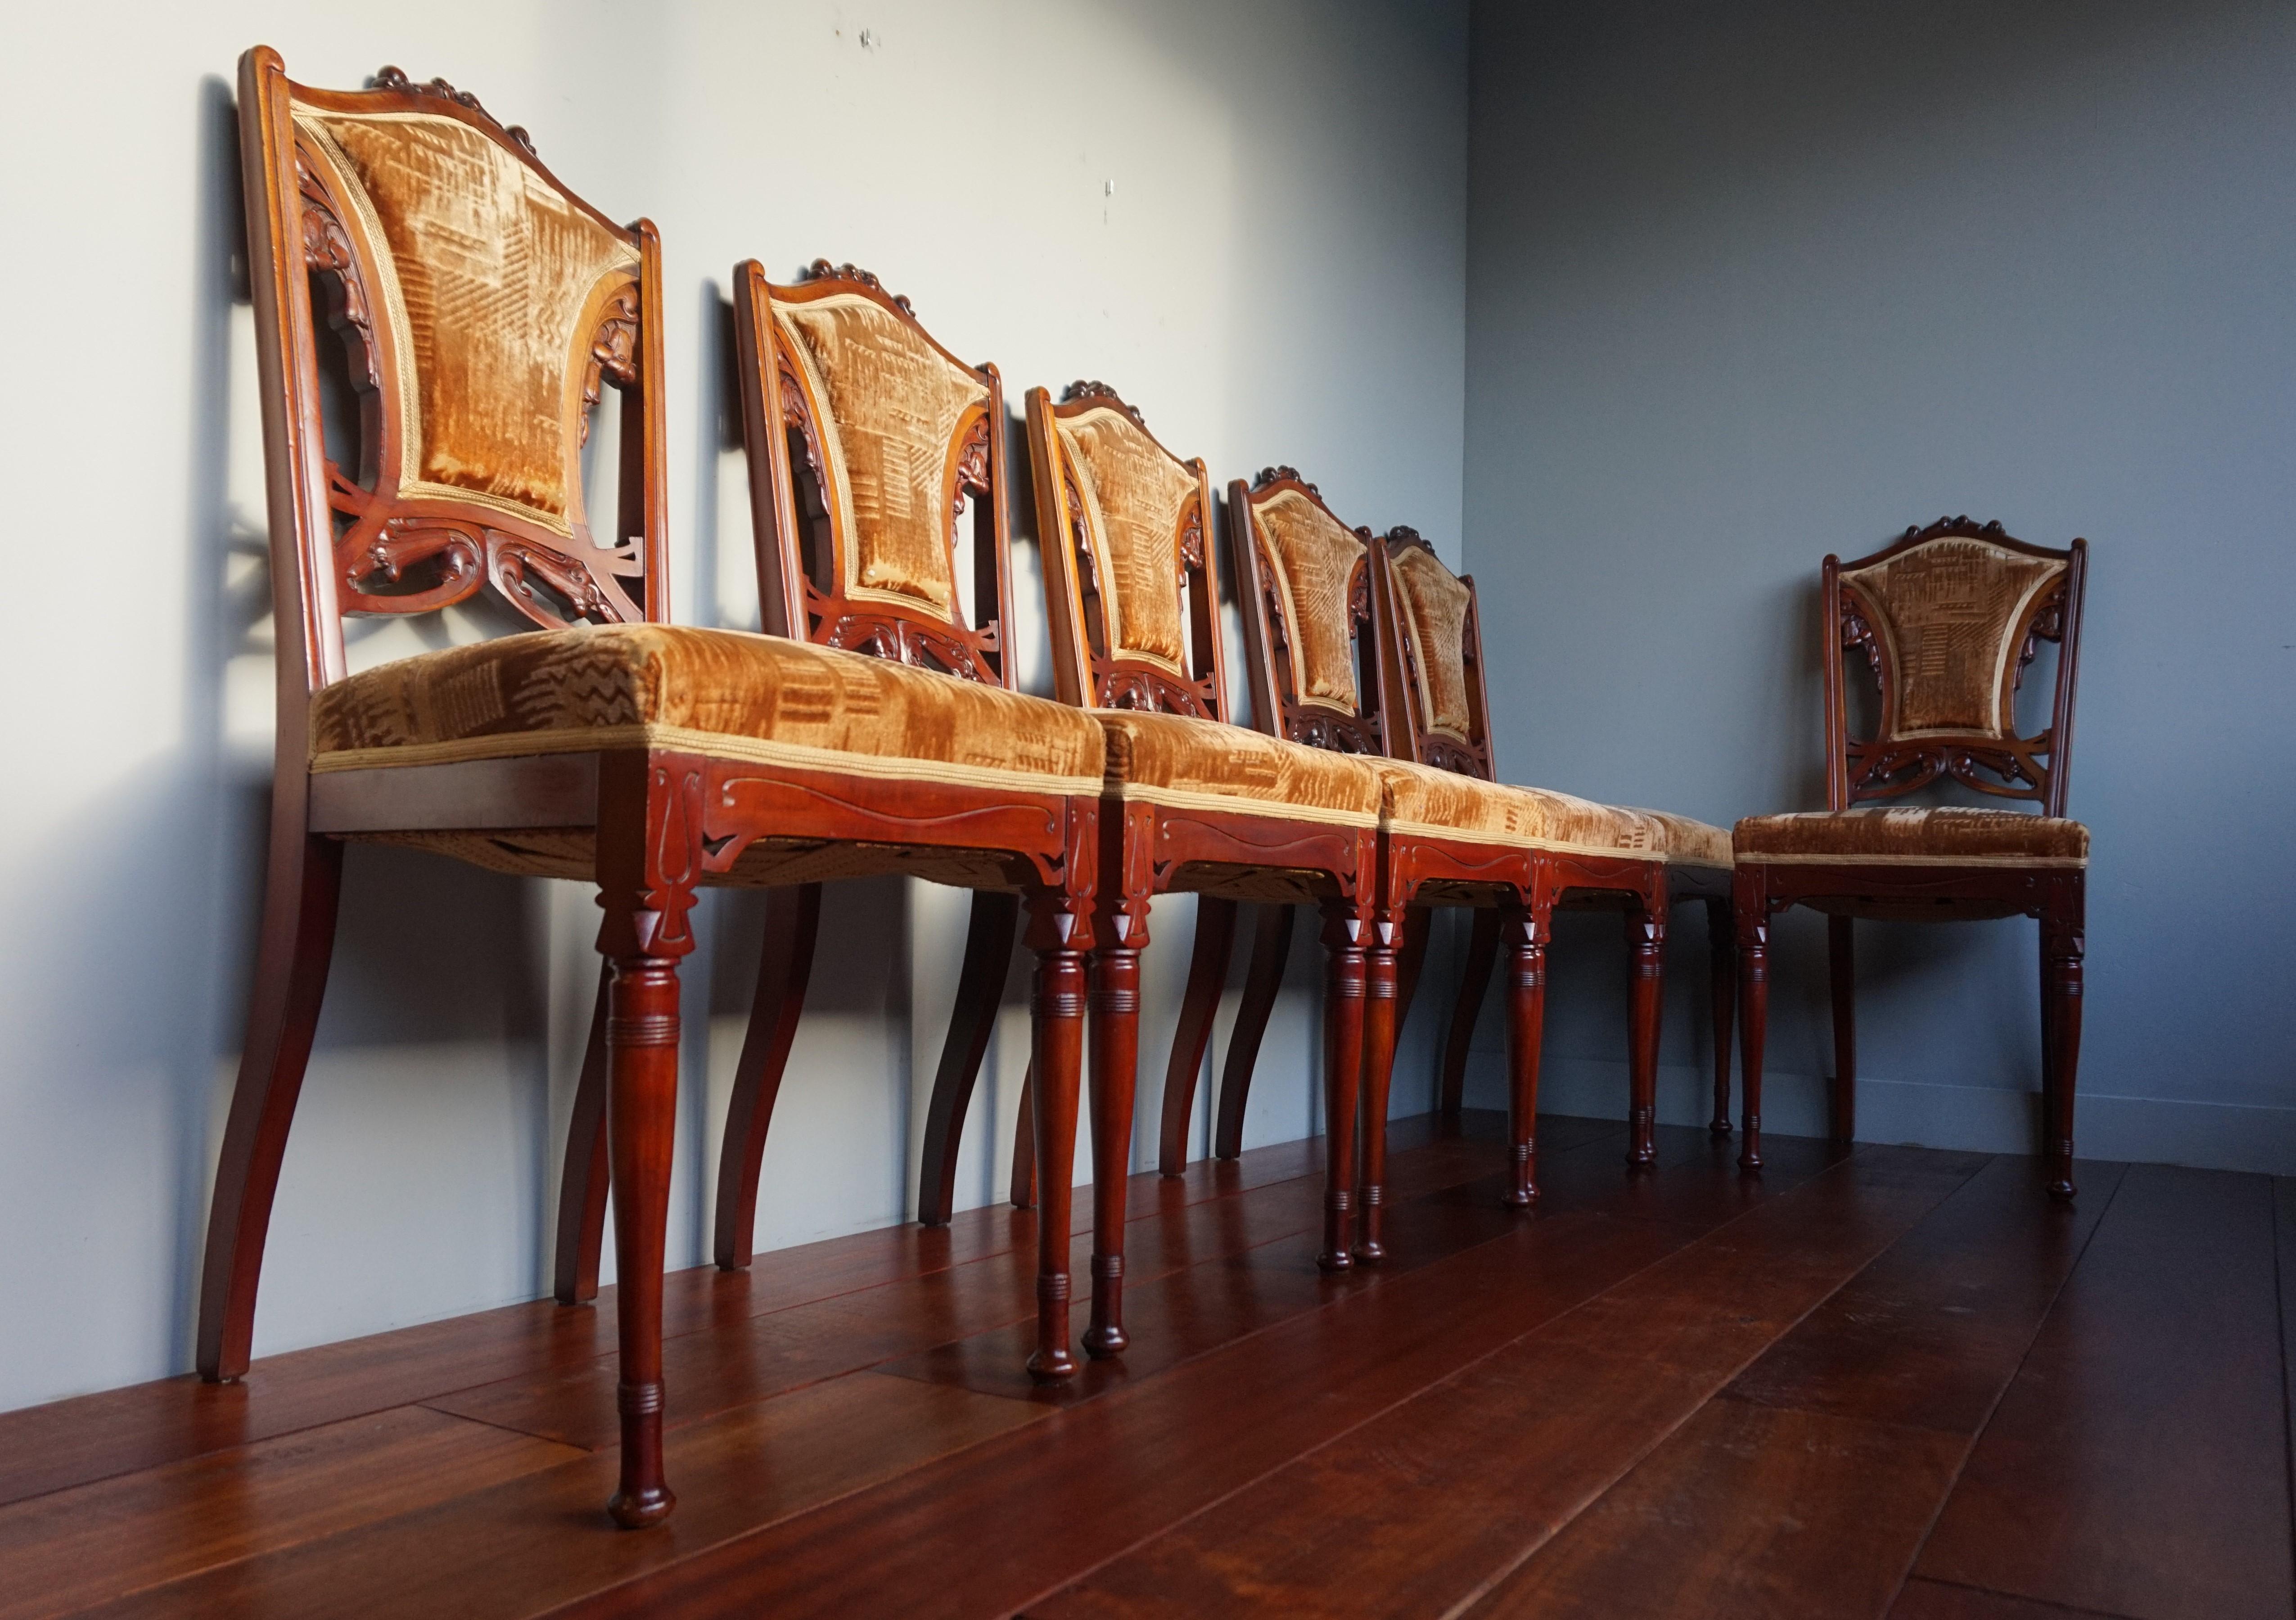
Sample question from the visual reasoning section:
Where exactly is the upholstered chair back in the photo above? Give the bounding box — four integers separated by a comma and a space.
240, 49, 668, 693
1229, 469, 1392, 755
1827, 516, 2089, 815
1370, 528, 1496, 780
735, 261, 1013, 688
1027, 383, 1226, 719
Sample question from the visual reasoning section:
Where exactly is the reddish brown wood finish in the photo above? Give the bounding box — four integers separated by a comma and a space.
1738, 518, 2091, 1191
209, 46, 702, 1527
22, 1128, 2284, 1618
1155, 896, 1238, 1175
212, 53, 1099, 1530
1358, 527, 1674, 1232
1030, 431, 1387, 1351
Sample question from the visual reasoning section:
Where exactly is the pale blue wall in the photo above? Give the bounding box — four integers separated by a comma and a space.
1458, 0, 2296, 1171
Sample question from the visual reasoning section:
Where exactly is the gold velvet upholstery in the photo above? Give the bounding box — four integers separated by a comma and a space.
1735, 807, 2088, 866
775, 294, 989, 617
294, 106, 639, 537
311, 623, 1105, 791
1254, 488, 1365, 712
1623, 808, 1734, 869
1842, 538, 2068, 739
1057, 406, 1198, 675
1096, 711, 1382, 827
1377, 760, 1657, 859
1387, 544, 1475, 741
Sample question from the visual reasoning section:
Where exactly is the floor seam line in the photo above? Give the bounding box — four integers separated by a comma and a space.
1881, 1159, 2135, 1616
1434, 1144, 1992, 1620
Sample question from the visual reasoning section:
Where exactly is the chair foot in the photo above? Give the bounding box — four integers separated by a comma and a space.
608, 1484, 676, 1530
1027, 1347, 1079, 1382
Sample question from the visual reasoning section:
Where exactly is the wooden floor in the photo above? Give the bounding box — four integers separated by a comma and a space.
4, 1114, 2291, 1619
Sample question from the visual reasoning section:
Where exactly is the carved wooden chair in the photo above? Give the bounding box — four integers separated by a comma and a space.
1372, 531, 1742, 1148
1733, 516, 2089, 1194
209, 50, 1100, 1530
1354, 528, 1719, 1241
1023, 424, 1388, 1351
548, 257, 1107, 1290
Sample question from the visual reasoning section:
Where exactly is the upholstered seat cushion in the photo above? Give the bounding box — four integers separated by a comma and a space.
1094, 711, 1382, 826
311, 623, 1106, 791
1623, 808, 1733, 870
1376, 760, 1657, 859
1735, 807, 2088, 866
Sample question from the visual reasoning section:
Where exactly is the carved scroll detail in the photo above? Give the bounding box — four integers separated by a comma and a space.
802, 258, 914, 314
580, 285, 641, 442
370, 65, 536, 155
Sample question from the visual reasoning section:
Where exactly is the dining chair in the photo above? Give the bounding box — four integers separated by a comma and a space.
1732, 516, 2089, 1194
1357, 527, 1721, 1237
1020, 407, 1389, 1353
209, 49, 1100, 1529
1371, 529, 1740, 1148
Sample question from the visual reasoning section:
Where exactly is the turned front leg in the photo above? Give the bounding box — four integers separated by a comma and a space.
1625, 904, 1664, 1168
1735, 867, 1770, 1174
2041, 876, 2084, 1200
1502, 899, 1548, 1207
1026, 901, 1087, 1381
1086, 902, 1146, 1355
1355, 905, 1403, 1264
1317, 899, 1369, 1272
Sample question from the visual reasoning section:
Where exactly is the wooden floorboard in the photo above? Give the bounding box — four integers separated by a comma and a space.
0, 1123, 1343, 1509
551, 1135, 1852, 1617
1019, 1144, 1983, 1620
11, 1116, 2284, 1620
1889, 1576, 2136, 1619
1911, 1164, 2294, 1620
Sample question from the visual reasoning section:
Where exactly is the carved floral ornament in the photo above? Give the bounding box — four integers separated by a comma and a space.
369, 64, 535, 155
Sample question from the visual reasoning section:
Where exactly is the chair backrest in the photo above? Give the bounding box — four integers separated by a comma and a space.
733, 260, 1013, 687
238, 47, 668, 701
1825, 515, 2089, 815
1027, 383, 1226, 718
1228, 469, 1392, 754
1369, 527, 1497, 780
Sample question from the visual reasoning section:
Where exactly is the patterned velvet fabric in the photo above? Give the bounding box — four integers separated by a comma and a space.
1620, 808, 1733, 869
1377, 760, 1657, 858
1842, 539, 2067, 739
1735, 807, 2088, 865
776, 295, 988, 617
311, 623, 1105, 791
295, 108, 638, 536
1254, 489, 1364, 711
1096, 711, 1382, 826
1058, 407, 1197, 673
1387, 545, 1475, 740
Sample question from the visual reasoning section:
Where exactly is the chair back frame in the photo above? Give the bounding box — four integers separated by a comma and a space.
1823, 515, 2089, 816
733, 259, 1015, 688
1369, 526, 1497, 780
1228, 468, 1393, 755
240, 45, 668, 732
1028, 381, 1226, 719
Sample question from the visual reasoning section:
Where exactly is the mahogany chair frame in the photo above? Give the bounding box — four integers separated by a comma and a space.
1358, 528, 1671, 1241
212, 54, 1092, 1531
557, 255, 1101, 1367
1036, 438, 1382, 1351
1735, 517, 2089, 1195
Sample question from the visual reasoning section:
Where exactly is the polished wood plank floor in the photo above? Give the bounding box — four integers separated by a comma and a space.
2, 1113, 2287, 1618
